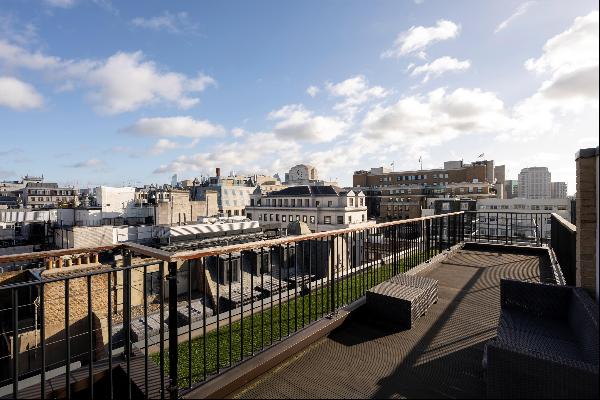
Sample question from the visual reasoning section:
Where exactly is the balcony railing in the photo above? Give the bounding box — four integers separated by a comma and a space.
463, 210, 553, 246
550, 213, 577, 285
0, 210, 566, 399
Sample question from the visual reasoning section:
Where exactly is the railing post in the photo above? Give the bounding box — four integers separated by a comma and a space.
167, 261, 179, 399
122, 250, 133, 400
329, 236, 335, 313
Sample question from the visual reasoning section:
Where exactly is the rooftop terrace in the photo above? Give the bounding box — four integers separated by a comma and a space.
233, 244, 554, 399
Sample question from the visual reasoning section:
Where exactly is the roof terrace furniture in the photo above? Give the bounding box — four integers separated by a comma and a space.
366, 274, 438, 328
484, 279, 599, 399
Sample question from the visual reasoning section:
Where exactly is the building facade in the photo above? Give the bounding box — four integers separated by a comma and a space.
246, 185, 371, 232
352, 160, 496, 222
551, 182, 568, 199
504, 180, 519, 199
22, 183, 78, 209
518, 167, 551, 199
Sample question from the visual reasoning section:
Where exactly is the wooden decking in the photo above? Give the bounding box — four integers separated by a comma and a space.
232, 245, 553, 399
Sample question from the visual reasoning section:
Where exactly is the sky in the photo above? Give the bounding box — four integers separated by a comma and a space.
0, 0, 598, 193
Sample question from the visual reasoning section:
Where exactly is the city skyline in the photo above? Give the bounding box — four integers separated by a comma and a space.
1, 0, 598, 193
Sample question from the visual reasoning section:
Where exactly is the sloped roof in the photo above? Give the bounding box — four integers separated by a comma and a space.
267, 185, 343, 197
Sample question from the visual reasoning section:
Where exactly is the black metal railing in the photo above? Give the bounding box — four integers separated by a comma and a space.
550, 213, 576, 285
463, 211, 554, 246
0, 212, 467, 399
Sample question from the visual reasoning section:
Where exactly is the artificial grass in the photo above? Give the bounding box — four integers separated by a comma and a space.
151, 249, 436, 387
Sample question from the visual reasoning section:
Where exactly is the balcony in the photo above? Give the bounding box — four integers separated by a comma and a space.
0, 210, 596, 399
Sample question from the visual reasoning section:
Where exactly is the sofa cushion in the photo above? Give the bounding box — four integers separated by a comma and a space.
500, 309, 573, 343
496, 323, 583, 363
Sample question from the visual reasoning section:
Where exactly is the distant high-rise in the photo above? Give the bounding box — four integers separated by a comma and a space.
494, 165, 506, 184
504, 180, 518, 199
518, 167, 551, 199
551, 182, 568, 199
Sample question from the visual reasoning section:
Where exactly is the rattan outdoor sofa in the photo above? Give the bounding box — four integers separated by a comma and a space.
484, 279, 599, 399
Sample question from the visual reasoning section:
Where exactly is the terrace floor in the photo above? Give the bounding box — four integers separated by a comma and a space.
231, 244, 554, 399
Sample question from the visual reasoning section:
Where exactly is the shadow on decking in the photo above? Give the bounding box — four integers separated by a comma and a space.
233, 245, 553, 399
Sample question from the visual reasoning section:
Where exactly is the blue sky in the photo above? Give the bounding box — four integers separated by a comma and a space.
0, 0, 598, 192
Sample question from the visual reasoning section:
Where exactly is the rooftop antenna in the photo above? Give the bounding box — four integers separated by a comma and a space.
418, 156, 423, 170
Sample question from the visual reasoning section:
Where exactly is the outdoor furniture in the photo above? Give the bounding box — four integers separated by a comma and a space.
366, 274, 438, 328
484, 279, 599, 399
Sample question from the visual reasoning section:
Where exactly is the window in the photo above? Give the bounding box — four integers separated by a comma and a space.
275, 214, 279, 221
247, 213, 253, 219
362, 214, 365, 222
310, 216, 315, 223
315, 200, 320, 207
324, 216, 331, 224
460, 203, 470, 211
349, 198, 354, 206
269, 214, 273, 221
304, 199, 309, 207
289, 215, 293, 221
296, 215, 300, 221
303, 215, 308, 223
328, 200, 333, 207
264, 213, 268, 221
337, 216, 344, 224
348, 215, 352, 223
291, 199, 295, 207
284, 199, 288, 206
282, 215, 287, 222
441, 203, 450, 211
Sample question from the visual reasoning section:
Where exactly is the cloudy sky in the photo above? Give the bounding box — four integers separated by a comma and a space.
0, 0, 598, 193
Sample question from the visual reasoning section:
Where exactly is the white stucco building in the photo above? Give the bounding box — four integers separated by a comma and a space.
95, 186, 137, 217
246, 185, 373, 233
476, 197, 572, 240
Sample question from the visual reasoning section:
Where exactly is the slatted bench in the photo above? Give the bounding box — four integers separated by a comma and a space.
366, 274, 438, 328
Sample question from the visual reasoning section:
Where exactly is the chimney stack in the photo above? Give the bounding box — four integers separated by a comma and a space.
216, 167, 221, 178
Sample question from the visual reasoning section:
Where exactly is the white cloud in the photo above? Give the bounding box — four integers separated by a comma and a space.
0, 41, 215, 114
498, 11, 599, 142
81, 52, 215, 114
525, 10, 598, 74
0, 14, 38, 46
44, 0, 76, 8
381, 19, 460, 59
0, 40, 61, 70
362, 87, 509, 145
122, 116, 225, 138
306, 85, 320, 97
68, 159, 103, 168
131, 11, 198, 34
325, 75, 389, 117
268, 104, 348, 142
231, 127, 246, 137
524, 10, 598, 104
0, 76, 43, 110
495, 1, 535, 33
410, 56, 471, 83
148, 139, 180, 155
154, 132, 301, 174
